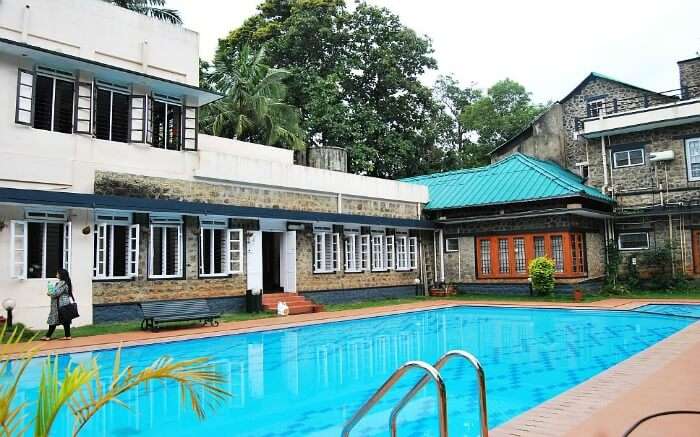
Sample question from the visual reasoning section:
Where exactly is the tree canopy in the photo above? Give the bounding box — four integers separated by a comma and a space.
104, 0, 182, 24
211, 0, 544, 178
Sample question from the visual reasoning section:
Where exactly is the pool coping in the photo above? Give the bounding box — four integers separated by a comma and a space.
3, 298, 699, 359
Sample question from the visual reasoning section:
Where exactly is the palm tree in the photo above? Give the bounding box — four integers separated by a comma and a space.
200, 46, 305, 150
0, 326, 229, 436
104, 0, 182, 24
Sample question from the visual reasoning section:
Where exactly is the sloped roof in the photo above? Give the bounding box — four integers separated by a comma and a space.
402, 153, 613, 211
560, 72, 669, 104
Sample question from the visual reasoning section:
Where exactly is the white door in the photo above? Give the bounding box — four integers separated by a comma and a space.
280, 231, 297, 293
247, 230, 263, 291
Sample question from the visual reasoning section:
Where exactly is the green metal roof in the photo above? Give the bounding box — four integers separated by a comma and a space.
402, 153, 613, 211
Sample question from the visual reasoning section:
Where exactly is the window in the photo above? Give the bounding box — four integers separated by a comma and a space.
686, 138, 700, 181
587, 98, 605, 117
385, 235, 395, 270
498, 239, 509, 274
476, 233, 587, 279
514, 237, 526, 273
360, 234, 370, 271
371, 234, 386, 271
570, 233, 585, 274
93, 216, 139, 279
612, 148, 645, 168
149, 221, 183, 278
227, 229, 244, 274
396, 235, 412, 271
479, 240, 491, 275
408, 237, 418, 270
550, 236, 564, 273
344, 233, 361, 272
199, 227, 227, 277
445, 238, 459, 252
534, 236, 545, 258
618, 232, 649, 251
152, 97, 182, 150
314, 232, 339, 273
33, 72, 75, 134
95, 85, 130, 143
10, 219, 71, 279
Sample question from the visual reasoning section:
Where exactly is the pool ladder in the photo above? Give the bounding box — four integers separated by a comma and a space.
340, 350, 488, 437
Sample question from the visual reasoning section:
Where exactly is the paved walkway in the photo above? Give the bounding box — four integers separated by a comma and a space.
4, 297, 700, 436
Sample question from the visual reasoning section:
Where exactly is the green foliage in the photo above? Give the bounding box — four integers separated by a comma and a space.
460, 79, 544, 152
0, 325, 229, 436
604, 240, 621, 286
625, 255, 641, 289
640, 245, 678, 290
103, 0, 181, 24
200, 46, 305, 150
528, 257, 556, 296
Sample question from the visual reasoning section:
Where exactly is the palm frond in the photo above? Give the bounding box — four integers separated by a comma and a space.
0, 325, 39, 437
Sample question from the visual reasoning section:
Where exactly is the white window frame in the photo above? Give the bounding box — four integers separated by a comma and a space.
612, 148, 645, 169
313, 232, 339, 273
385, 235, 395, 270
93, 213, 137, 279
408, 237, 418, 270
396, 235, 410, 271
148, 222, 183, 279
587, 97, 606, 118
685, 137, 700, 182
199, 220, 229, 278
371, 233, 386, 272
227, 229, 244, 274
10, 218, 70, 279
360, 234, 370, 271
344, 233, 362, 273
618, 232, 650, 251
445, 237, 459, 252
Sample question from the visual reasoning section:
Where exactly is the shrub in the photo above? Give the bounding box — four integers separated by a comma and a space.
529, 257, 556, 296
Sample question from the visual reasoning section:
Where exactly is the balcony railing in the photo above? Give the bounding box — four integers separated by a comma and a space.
575, 84, 700, 131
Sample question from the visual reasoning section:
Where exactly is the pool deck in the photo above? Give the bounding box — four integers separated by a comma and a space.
4, 297, 700, 436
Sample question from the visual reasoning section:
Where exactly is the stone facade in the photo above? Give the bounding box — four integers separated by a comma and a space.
679, 57, 700, 98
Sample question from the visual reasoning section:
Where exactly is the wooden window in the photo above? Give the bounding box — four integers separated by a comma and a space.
476, 232, 587, 279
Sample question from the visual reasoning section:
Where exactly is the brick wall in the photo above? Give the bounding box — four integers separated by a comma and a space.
679, 57, 700, 98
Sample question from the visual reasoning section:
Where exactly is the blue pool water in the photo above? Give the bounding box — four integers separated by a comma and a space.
636, 303, 700, 318
7, 306, 693, 436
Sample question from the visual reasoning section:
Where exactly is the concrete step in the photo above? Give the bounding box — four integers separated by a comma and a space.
261, 293, 323, 315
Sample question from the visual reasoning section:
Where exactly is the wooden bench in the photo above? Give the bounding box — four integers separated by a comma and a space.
139, 299, 221, 332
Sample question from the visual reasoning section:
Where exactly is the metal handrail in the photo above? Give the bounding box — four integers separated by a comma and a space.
341, 361, 448, 437
389, 350, 488, 437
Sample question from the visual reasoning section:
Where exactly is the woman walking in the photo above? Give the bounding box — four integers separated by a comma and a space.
42, 268, 74, 341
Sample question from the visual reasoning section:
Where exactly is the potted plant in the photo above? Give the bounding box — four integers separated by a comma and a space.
429, 282, 448, 297
573, 288, 585, 302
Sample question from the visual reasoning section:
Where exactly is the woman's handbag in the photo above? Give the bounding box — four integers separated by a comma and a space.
58, 300, 80, 323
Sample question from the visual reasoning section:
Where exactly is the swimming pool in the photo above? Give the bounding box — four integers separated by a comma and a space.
636, 303, 700, 318
8, 306, 693, 436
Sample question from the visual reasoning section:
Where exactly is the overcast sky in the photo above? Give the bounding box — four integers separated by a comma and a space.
169, 0, 700, 103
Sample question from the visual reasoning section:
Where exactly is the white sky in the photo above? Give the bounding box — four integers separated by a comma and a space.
169, 0, 700, 103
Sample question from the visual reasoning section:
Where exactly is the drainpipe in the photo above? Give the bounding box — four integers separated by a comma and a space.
21, 5, 30, 43
438, 229, 445, 283
600, 135, 609, 194
669, 214, 676, 278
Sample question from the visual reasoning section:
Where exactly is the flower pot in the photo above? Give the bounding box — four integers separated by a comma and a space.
573, 289, 584, 302
429, 288, 449, 297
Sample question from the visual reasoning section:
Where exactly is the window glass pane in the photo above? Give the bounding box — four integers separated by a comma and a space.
619, 233, 648, 250
27, 222, 44, 278
44, 223, 64, 278
446, 238, 458, 252
614, 151, 629, 167
111, 92, 130, 143
113, 225, 128, 277
498, 239, 509, 273
152, 227, 163, 276
152, 100, 166, 148
213, 229, 224, 274
95, 89, 111, 140
166, 104, 182, 150
534, 237, 545, 258
687, 140, 700, 179
628, 149, 644, 165
201, 228, 212, 275
33, 76, 53, 131
53, 79, 74, 133
514, 238, 526, 273
165, 227, 179, 275
480, 240, 491, 275
551, 236, 564, 272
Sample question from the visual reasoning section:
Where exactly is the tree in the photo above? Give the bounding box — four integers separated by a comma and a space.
216, 0, 444, 178
461, 79, 544, 154
200, 46, 305, 150
0, 326, 229, 436
433, 75, 480, 152
104, 0, 182, 24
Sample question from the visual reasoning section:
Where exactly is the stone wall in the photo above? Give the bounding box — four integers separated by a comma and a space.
445, 214, 601, 237
679, 57, 700, 99
342, 197, 419, 219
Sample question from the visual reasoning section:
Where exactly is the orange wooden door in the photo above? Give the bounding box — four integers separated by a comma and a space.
694, 230, 700, 275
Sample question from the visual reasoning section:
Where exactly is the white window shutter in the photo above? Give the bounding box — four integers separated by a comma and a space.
95, 224, 107, 277
361, 234, 370, 271
385, 235, 395, 270
10, 220, 28, 279
332, 233, 340, 271
128, 224, 140, 277
63, 222, 72, 272
344, 236, 352, 271
199, 228, 205, 275
176, 225, 183, 276
146, 96, 154, 145
74, 81, 93, 134
129, 95, 146, 142
409, 237, 418, 270
227, 229, 243, 274
314, 233, 324, 272
15, 69, 34, 125
183, 106, 198, 151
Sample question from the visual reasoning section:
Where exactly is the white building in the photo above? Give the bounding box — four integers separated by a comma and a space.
0, 0, 432, 329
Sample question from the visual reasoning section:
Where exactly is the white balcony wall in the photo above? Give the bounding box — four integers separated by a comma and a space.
0, 0, 199, 85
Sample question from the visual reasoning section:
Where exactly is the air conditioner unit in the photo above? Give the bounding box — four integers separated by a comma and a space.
649, 150, 675, 162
